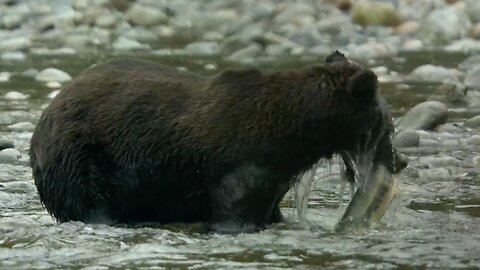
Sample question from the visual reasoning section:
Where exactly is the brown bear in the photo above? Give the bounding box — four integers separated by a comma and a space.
30, 51, 407, 232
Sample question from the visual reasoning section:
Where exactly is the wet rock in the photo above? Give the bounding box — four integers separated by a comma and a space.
473, 156, 480, 167
4, 91, 28, 101
395, 21, 420, 36
419, 156, 462, 168
317, 14, 351, 33
46, 81, 62, 89
419, 168, 452, 180
419, 6, 471, 45
8, 122, 35, 132
0, 72, 11, 82
436, 123, 464, 133
410, 64, 461, 83
203, 31, 224, 41
393, 130, 420, 148
126, 4, 168, 26
427, 83, 467, 105
0, 139, 14, 151
401, 39, 424, 52
458, 55, 480, 71
464, 134, 480, 145
35, 68, 72, 83
273, 3, 315, 25
226, 44, 263, 63
351, 1, 402, 27
465, 0, 480, 23
470, 22, 480, 39
184, 41, 220, 56
0, 148, 21, 165
307, 44, 332, 56
0, 37, 31, 51
419, 138, 442, 148
111, 37, 149, 50
398, 101, 448, 131
465, 115, 480, 128
464, 67, 480, 90
220, 23, 265, 54
47, 90, 60, 99
343, 41, 396, 59
445, 39, 480, 53
21, 69, 38, 78
95, 11, 118, 28
288, 26, 326, 47
1, 51, 26, 61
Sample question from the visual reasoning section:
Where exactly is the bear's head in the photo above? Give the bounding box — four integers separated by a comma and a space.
322, 51, 407, 229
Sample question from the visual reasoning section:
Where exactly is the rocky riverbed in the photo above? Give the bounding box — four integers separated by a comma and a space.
1, 0, 480, 269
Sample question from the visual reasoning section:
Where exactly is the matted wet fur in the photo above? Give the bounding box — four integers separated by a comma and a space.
30, 51, 406, 232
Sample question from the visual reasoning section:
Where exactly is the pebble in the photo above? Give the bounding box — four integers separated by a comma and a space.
398, 101, 448, 131
35, 68, 72, 83
0, 148, 21, 165
465, 115, 480, 128
0, 139, 15, 151
4, 91, 28, 101
8, 122, 35, 132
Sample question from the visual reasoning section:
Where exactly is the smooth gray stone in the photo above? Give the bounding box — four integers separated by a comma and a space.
393, 130, 420, 148
398, 101, 448, 131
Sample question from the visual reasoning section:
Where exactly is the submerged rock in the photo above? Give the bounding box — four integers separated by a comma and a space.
398, 101, 448, 131
35, 68, 72, 83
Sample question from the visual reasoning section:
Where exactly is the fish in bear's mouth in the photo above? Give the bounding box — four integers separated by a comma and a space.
295, 134, 408, 231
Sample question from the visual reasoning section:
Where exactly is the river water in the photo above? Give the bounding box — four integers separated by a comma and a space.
0, 52, 479, 269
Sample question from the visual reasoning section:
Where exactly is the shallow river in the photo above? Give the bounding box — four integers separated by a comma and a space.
1, 52, 479, 269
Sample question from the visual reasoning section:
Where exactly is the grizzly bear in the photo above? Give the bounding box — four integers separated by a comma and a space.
30, 51, 407, 232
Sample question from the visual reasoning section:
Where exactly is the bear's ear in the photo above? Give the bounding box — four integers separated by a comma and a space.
325, 50, 348, 64
347, 70, 378, 104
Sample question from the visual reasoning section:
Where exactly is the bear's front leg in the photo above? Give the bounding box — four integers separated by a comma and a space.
208, 164, 289, 233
